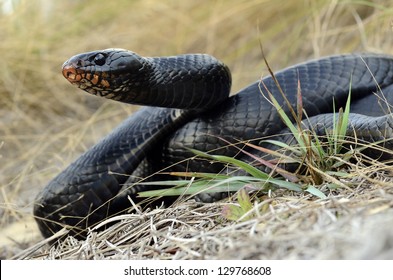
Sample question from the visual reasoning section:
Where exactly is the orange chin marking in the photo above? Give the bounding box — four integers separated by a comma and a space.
85, 73, 92, 81
91, 74, 100, 85
100, 79, 110, 88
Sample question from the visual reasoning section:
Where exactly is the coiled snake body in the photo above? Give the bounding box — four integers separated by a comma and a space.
34, 49, 393, 238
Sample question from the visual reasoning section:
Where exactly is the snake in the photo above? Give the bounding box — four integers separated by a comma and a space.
33, 49, 393, 238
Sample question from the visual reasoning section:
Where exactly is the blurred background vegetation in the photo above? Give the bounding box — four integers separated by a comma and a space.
1, 0, 393, 256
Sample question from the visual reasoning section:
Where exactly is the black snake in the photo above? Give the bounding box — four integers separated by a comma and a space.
34, 49, 393, 238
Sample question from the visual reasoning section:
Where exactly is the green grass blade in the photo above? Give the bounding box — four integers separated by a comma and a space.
189, 148, 270, 179
305, 185, 327, 199
138, 172, 303, 197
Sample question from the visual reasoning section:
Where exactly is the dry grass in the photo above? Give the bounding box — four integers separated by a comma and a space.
13, 165, 393, 259
1, 0, 393, 259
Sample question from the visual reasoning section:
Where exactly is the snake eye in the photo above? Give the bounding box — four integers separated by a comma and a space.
93, 53, 106, 66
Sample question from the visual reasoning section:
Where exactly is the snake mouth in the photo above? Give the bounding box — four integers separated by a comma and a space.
62, 64, 82, 83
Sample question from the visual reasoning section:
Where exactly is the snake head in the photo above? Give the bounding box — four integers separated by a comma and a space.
62, 49, 231, 108
62, 48, 149, 99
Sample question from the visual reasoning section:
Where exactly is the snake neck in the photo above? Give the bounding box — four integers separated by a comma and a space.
147, 55, 232, 109
115, 54, 232, 109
